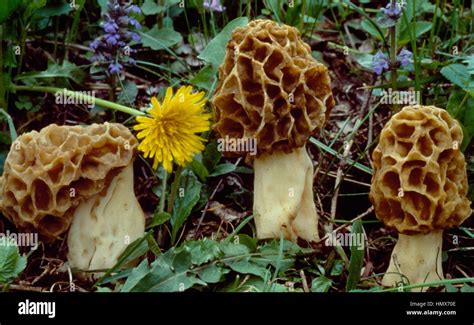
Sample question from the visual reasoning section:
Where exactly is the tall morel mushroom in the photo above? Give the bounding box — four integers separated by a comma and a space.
370, 105, 472, 290
212, 20, 335, 241
0, 123, 145, 271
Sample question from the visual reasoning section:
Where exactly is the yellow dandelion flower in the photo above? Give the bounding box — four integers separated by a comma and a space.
134, 86, 211, 172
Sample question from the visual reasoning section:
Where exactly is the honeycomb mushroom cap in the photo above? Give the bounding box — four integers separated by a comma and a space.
0, 123, 138, 240
370, 105, 472, 234
212, 19, 335, 158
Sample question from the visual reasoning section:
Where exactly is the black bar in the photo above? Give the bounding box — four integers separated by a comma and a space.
0, 293, 473, 322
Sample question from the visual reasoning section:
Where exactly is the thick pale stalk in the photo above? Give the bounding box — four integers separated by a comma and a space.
253, 146, 319, 242
383, 230, 444, 292
67, 164, 145, 271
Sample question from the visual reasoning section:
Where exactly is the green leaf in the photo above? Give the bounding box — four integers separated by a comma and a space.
311, 276, 332, 292
441, 64, 474, 94
264, 0, 281, 22
22, 0, 47, 23
346, 220, 365, 291
198, 17, 248, 67
117, 80, 138, 105
139, 26, 182, 51
446, 91, 474, 150
188, 157, 209, 182
399, 21, 432, 46
190, 65, 217, 92
141, 0, 165, 15
185, 239, 222, 265
130, 248, 205, 292
35, 2, 73, 18
202, 139, 222, 172
460, 284, 474, 292
15, 60, 84, 85
121, 259, 150, 292
353, 52, 374, 71
0, 243, 27, 284
197, 264, 228, 283
208, 163, 236, 177
170, 170, 202, 243
147, 211, 171, 229
360, 19, 385, 40
0, 0, 21, 23
330, 260, 344, 276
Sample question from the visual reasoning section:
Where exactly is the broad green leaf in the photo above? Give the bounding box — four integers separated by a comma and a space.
121, 259, 150, 292
346, 220, 365, 291
460, 284, 474, 292
353, 52, 374, 71
198, 17, 248, 67
190, 65, 217, 92
22, 0, 47, 22
0, 243, 26, 284
188, 157, 209, 182
139, 26, 182, 51
141, 0, 165, 15
202, 139, 222, 172
0, 0, 21, 23
399, 21, 432, 46
184, 239, 222, 265
197, 264, 228, 283
311, 276, 332, 292
130, 248, 205, 292
35, 2, 73, 18
147, 211, 171, 229
15, 60, 84, 85
208, 163, 236, 177
441, 64, 474, 94
170, 170, 202, 243
117, 80, 138, 105
360, 19, 385, 40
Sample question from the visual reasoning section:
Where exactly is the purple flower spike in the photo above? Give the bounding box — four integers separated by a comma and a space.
105, 33, 120, 45
381, 2, 402, 20
126, 4, 141, 14
90, 0, 142, 76
129, 31, 141, 42
397, 48, 413, 67
203, 0, 225, 12
109, 62, 123, 74
103, 21, 118, 33
128, 18, 141, 29
90, 39, 101, 50
372, 51, 390, 75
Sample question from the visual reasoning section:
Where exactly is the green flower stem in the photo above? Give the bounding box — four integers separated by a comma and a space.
377, 277, 474, 292
167, 165, 183, 215
11, 85, 144, 116
159, 171, 168, 213
389, 0, 398, 111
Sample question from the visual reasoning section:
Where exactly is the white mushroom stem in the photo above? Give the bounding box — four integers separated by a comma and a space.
382, 230, 444, 292
253, 145, 319, 242
67, 163, 145, 272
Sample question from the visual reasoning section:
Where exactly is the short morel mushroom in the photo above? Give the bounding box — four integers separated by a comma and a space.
212, 20, 335, 242
370, 105, 472, 290
0, 123, 145, 271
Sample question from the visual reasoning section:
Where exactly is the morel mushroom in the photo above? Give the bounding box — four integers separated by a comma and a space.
212, 20, 335, 241
0, 123, 145, 271
370, 105, 472, 291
